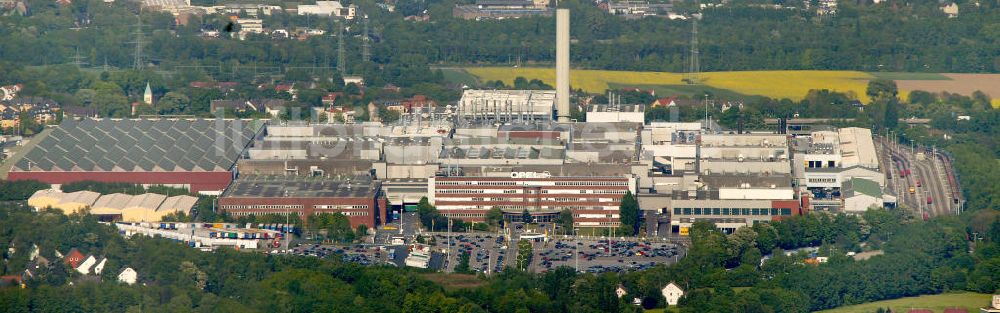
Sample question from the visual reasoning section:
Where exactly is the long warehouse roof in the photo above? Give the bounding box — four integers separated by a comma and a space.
13, 118, 263, 172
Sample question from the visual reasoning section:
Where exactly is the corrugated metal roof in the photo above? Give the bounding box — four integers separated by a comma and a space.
157, 195, 198, 214
13, 118, 263, 173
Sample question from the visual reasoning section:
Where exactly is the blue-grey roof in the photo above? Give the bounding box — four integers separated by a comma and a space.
14, 118, 264, 172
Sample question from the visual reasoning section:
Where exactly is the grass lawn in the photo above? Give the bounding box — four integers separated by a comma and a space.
439, 68, 480, 86
815, 292, 993, 313
418, 273, 486, 291
868, 72, 951, 81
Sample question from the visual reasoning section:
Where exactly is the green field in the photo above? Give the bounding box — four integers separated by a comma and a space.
868, 72, 951, 81
815, 292, 992, 313
440, 67, 480, 86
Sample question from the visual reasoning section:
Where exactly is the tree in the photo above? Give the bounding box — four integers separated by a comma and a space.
521, 209, 533, 224
355, 224, 368, 238
516, 239, 533, 270
751, 223, 778, 255
155, 92, 191, 115
485, 207, 505, 230
455, 251, 472, 274
557, 209, 574, 235
619, 191, 640, 236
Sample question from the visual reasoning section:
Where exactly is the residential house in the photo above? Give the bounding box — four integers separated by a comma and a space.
382, 84, 401, 93
650, 97, 699, 107
255, 99, 287, 117
373, 95, 436, 114
0, 97, 61, 126
275, 84, 297, 99
0, 84, 22, 101
118, 267, 138, 285
369, 99, 400, 112
404, 14, 429, 21
615, 285, 627, 298
63, 248, 85, 268
0, 275, 24, 288
322, 92, 344, 106
817, 0, 837, 15
343, 76, 364, 86
75, 255, 97, 274
23, 256, 50, 278
93, 258, 107, 275
325, 106, 355, 123
941, 3, 958, 18
0, 108, 17, 129
62, 106, 99, 118
189, 81, 239, 91
210, 100, 259, 115
661, 282, 684, 306
402, 95, 436, 112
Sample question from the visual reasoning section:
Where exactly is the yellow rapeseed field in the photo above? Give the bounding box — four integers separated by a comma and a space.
465, 67, 877, 102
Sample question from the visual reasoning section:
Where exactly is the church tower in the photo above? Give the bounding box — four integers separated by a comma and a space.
143, 82, 152, 105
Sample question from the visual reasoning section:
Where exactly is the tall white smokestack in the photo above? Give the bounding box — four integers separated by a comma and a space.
556, 9, 570, 123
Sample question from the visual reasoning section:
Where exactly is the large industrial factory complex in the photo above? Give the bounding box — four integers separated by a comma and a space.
2, 9, 900, 235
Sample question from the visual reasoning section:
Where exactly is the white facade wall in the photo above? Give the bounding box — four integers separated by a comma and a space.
700, 161, 791, 174
718, 188, 794, 200
843, 194, 881, 213
586, 111, 644, 123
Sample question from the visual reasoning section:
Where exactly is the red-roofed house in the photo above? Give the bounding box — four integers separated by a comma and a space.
63, 248, 85, 268
0, 275, 23, 288
402, 95, 436, 112
322, 92, 344, 105
651, 97, 701, 107
651, 97, 676, 107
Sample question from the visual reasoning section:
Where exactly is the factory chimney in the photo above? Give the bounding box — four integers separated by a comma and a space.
556, 9, 571, 123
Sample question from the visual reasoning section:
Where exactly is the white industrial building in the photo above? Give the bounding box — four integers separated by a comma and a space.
457, 90, 556, 122
236, 18, 264, 39
297, 1, 356, 19
586, 104, 645, 123
841, 178, 883, 213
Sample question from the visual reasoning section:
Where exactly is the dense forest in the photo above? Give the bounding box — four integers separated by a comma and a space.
0, 0, 998, 75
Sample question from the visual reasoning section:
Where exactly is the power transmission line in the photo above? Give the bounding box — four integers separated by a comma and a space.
686, 11, 700, 85
362, 15, 371, 63
128, 12, 145, 70
70, 47, 88, 68
337, 20, 346, 75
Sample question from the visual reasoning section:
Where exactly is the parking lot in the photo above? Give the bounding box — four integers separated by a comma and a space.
286, 227, 687, 275
425, 233, 511, 274
529, 238, 684, 273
